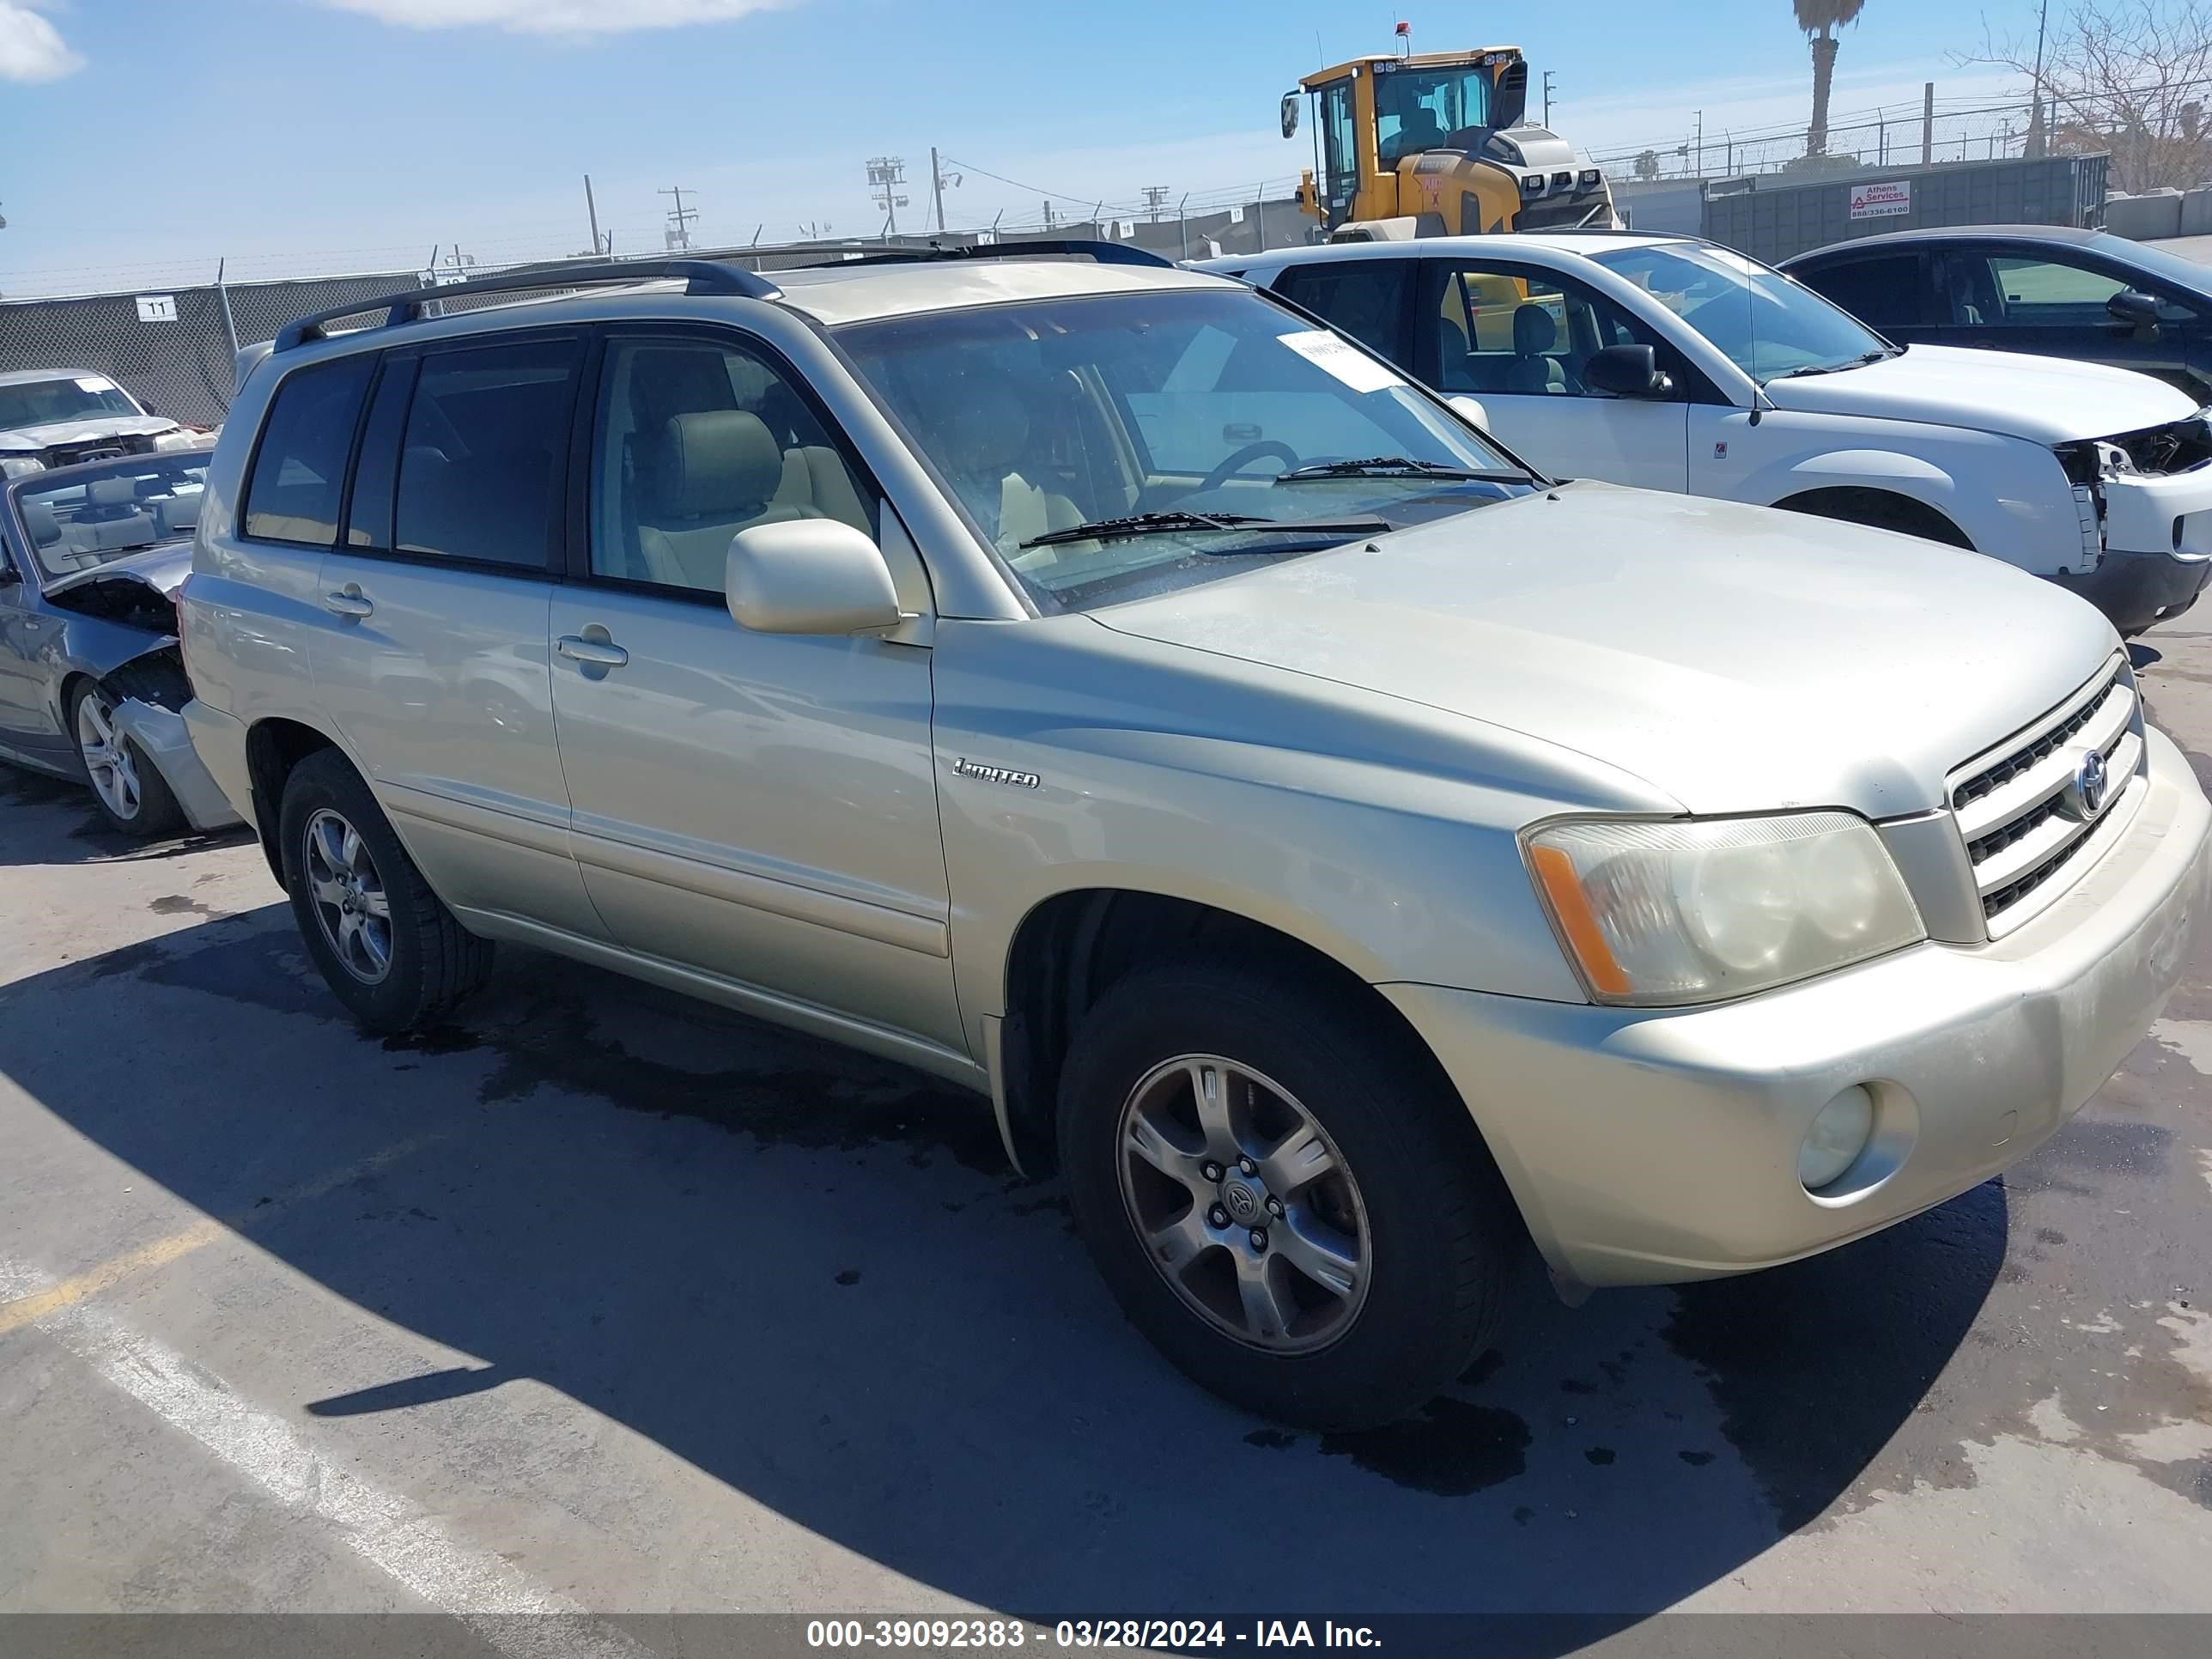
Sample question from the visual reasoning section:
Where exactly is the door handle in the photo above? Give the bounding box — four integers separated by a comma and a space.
556, 633, 629, 668
324, 588, 374, 619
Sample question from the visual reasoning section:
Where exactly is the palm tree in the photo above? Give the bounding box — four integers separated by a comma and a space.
1796, 0, 1867, 157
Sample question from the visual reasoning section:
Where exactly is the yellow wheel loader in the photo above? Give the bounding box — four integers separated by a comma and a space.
1284, 46, 1617, 240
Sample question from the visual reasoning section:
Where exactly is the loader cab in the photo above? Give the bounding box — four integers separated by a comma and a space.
1291, 49, 1527, 233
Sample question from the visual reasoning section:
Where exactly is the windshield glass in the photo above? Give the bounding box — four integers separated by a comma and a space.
0, 375, 141, 432
1592, 242, 1892, 383
1375, 64, 1495, 163
836, 287, 1535, 611
13, 455, 208, 579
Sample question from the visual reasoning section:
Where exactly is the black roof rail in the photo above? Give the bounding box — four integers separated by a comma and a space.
270, 258, 784, 353
793, 237, 1176, 271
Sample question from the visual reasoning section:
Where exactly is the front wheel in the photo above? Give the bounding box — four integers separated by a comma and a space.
278, 749, 493, 1032
70, 678, 183, 838
1059, 954, 1514, 1428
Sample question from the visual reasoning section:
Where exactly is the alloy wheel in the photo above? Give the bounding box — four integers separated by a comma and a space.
1115, 1053, 1371, 1353
75, 690, 141, 822
303, 807, 393, 984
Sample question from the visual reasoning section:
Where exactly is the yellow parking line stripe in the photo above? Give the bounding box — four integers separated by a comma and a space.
0, 1130, 453, 1340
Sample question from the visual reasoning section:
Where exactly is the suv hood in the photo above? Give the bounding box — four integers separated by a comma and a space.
1761, 343, 2196, 443
0, 414, 174, 453
1093, 482, 2118, 817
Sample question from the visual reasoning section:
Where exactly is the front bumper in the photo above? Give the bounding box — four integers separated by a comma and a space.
112, 698, 242, 832
1384, 725, 2210, 1289
2057, 547, 2212, 636
2070, 468, 2212, 633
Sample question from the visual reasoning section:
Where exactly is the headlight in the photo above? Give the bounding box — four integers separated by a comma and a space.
0, 456, 45, 478
1524, 811, 1924, 1006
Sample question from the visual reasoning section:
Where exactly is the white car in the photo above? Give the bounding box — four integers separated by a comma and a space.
1213, 233, 2212, 635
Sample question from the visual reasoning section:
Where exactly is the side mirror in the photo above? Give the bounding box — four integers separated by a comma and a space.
1280, 93, 1301, 140
1584, 343, 1674, 399
1446, 394, 1491, 431
2108, 288, 2162, 336
725, 519, 906, 635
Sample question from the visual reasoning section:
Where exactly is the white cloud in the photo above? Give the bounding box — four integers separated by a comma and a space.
319, 0, 787, 33
0, 3, 83, 82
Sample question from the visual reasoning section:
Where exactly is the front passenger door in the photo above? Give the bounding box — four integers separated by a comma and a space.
1419, 259, 1689, 489
547, 328, 961, 1053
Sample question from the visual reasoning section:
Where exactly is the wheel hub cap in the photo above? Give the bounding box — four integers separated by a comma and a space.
1219, 1175, 1267, 1225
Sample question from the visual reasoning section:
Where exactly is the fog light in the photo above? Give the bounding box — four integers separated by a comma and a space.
1799, 1085, 1875, 1190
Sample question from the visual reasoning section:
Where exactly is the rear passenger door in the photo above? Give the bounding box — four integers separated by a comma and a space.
546, 327, 960, 1051
312, 329, 606, 941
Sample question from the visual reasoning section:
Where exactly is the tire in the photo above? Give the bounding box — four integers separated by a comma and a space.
277, 748, 494, 1032
70, 678, 184, 838
1058, 953, 1513, 1428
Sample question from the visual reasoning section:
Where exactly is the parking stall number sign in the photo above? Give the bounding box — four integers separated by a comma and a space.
1848, 179, 1911, 220
134, 294, 179, 323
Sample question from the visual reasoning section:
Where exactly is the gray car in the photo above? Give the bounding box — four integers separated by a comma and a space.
0, 453, 240, 836
177, 249, 2209, 1427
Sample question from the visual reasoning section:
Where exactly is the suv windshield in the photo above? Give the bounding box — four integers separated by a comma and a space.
0, 376, 142, 432
12, 454, 209, 579
836, 287, 1534, 611
1591, 242, 1894, 384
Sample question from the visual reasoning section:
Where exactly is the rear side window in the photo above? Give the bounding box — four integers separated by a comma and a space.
393, 337, 580, 568
1273, 261, 1412, 361
242, 355, 374, 546
1798, 254, 1922, 329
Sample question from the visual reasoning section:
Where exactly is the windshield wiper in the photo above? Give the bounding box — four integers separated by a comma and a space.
1020, 510, 1388, 550
1768, 349, 1894, 382
1275, 456, 1528, 483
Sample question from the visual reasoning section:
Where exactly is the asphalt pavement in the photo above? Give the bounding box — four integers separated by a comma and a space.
0, 625, 2209, 1650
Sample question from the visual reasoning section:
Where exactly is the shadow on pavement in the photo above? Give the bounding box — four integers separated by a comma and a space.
0, 896, 2014, 1629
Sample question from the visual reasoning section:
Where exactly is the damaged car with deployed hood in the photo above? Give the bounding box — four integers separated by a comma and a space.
0, 452, 239, 836
0, 368, 211, 478
178, 249, 2207, 1428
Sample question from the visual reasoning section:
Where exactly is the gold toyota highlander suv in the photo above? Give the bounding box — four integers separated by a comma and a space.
176, 247, 2209, 1426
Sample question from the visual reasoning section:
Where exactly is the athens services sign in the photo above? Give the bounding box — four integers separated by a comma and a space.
1849, 179, 1911, 220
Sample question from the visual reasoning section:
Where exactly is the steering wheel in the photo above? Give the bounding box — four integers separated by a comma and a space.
1188, 440, 1303, 498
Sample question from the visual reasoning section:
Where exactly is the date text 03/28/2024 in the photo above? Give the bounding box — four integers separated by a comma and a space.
804, 1620, 1382, 1650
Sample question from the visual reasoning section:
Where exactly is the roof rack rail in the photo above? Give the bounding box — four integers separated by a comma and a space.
270, 258, 784, 353
793, 238, 1176, 271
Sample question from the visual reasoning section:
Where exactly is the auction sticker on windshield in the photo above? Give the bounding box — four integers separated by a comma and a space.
1279, 330, 1404, 395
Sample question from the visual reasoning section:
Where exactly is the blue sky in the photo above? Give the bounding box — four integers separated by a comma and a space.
1, 0, 2039, 296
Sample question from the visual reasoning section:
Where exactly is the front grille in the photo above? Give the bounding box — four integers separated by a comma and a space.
1948, 655, 2145, 933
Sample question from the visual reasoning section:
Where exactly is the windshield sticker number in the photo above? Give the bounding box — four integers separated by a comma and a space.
75, 375, 114, 392
1279, 331, 1405, 395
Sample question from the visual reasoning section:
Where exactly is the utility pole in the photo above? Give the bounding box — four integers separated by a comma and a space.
1142, 185, 1172, 222
866, 156, 909, 240
583, 174, 603, 258
1923, 82, 1936, 165
659, 185, 698, 250
1693, 110, 1703, 176
1542, 70, 1555, 128
930, 147, 946, 233
2027, 0, 2051, 158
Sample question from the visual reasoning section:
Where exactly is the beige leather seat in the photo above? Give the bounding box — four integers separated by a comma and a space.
636, 410, 811, 590
941, 381, 1080, 555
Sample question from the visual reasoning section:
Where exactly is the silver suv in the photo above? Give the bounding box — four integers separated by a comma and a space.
178, 248, 2210, 1427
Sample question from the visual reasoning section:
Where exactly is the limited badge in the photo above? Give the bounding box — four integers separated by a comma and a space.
1713, 441, 1729, 460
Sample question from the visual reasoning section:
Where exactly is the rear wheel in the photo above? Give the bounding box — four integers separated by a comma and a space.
1059, 954, 1513, 1428
278, 750, 493, 1031
70, 678, 183, 838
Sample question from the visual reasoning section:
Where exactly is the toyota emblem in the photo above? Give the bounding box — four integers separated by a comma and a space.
2075, 749, 2110, 818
